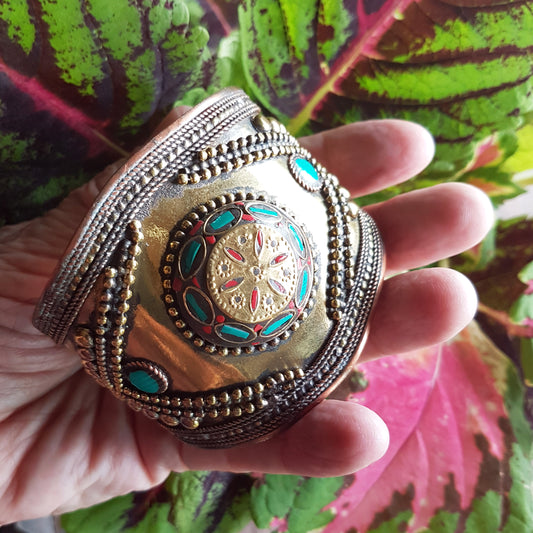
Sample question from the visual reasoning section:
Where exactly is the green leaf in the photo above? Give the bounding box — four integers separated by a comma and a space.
287, 477, 344, 533
519, 338, 533, 388
172, 30, 253, 109
239, 0, 533, 187
168, 471, 221, 531
504, 361, 533, 457
456, 217, 533, 315
167, 471, 254, 533
510, 293, 533, 324
0, 0, 220, 224
518, 260, 533, 284
463, 490, 502, 532
250, 474, 343, 531
0, 0, 35, 54
419, 510, 460, 533
125, 503, 175, 533
212, 32, 252, 96
510, 260, 533, 326
501, 361, 533, 533
41, 0, 106, 97
250, 475, 301, 528
212, 489, 252, 533
61, 493, 133, 533
501, 124, 533, 175
503, 442, 533, 533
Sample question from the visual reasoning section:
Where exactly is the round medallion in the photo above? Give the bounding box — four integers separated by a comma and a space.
207, 224, 297, 323
161, 196, 316, 353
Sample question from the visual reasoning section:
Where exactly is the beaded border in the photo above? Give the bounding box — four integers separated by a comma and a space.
160, 191, 319, 356
74, 220, 143, 394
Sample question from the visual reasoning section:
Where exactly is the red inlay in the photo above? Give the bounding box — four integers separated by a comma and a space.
254, 324, 263, 332
202, 326, 212, 334
172, 278, 182, 291
225, 247, 245, 262
251, 287, 259, 312
206, 235, 216, 245
216, 315, 225, 323
272, 253, 288, 265
269, 278, 286, 294
191, 220, 203, 235
288, 301, 295, 309
192, 277, 200, 288
242, 214, 254, 221
222, 278, 242, 291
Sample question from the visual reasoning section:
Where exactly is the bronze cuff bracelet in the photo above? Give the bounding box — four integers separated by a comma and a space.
33, 88, 384, 448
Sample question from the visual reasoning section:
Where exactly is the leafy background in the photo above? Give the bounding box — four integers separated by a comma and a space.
1, 0, 533, 531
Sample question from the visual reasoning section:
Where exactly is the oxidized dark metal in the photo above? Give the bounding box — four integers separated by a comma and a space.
33, 88, 384, 448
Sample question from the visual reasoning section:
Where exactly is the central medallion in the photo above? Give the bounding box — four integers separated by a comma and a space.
207, 224, 297, 323
161, 195, 316, 354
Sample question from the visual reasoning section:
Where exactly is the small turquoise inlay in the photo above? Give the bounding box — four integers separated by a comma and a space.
186, 291, 208, 322
263, 313, 292, 336
128, 370, 159, 393
288, 224, 304, 252
295, 158, 319, 181
210, 210, 235, 230
220, 324, 251, 340
298, 269, 309, 304
249, 206, 278, 217
182, 240, 201, 275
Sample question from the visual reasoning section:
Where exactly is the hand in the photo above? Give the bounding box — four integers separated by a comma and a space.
0, 111, 493, 523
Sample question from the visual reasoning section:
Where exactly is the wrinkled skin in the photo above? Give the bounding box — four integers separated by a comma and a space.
0, 112, 493, 523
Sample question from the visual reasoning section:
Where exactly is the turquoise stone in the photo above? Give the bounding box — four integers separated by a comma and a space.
217, 323, 255, 342
248, 205, 278, 217
288, 224, 304, 253
180, 238, 204, 277
209, 210, 236, 230
128, 370, 160, 393
221, 324, 250, 339
297, 268, 309, 306
262, 312, 293, 336
185, 290, 209, 323
294, 157, 319, 181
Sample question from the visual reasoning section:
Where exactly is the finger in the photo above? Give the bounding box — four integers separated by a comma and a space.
167, 400, 389, 477
300, 120, 435, 196
362, 268, 478, 361
367, 183, 494, 274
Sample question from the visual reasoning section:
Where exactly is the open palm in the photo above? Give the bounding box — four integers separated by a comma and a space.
0, 114, 493, 524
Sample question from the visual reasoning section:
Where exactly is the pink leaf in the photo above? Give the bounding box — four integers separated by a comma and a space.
325, 323, 508, 532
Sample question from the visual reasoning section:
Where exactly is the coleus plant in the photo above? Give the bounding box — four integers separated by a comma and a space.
1, 0, 532, 531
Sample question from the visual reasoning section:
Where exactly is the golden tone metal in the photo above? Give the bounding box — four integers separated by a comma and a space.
33, 89, 384, 448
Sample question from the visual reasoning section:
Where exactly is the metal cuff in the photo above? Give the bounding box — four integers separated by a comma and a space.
33, 88, 384, 448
